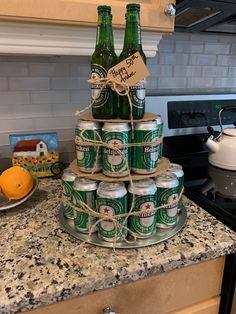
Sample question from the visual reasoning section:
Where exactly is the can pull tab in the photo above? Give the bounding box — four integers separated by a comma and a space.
103, 305, 116, 314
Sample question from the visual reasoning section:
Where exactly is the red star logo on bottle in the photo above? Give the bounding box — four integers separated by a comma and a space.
145, 203, 151, 209
103, 207, 110, 214
112, 140, 119, 145
172, 195, 177, 201
91, 74, 97, 80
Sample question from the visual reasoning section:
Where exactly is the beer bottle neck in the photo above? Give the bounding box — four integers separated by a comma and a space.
96, 12, 115, 51
123, 11, 142, 51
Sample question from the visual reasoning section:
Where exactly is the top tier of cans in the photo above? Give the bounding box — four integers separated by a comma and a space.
76, 117, 163, 177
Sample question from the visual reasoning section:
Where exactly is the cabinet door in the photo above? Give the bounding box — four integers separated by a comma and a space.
0, 0, 175, 32
27, 257, 224, 314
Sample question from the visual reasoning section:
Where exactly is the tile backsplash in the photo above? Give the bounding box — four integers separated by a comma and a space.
1, 32, 236, 168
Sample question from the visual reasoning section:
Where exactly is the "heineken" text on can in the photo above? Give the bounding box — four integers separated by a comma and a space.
97, 182, 127, 242
73, 178, 98, 233
75, 120, 102, 173
62, 168, 77, 219
155, 172, 179, 229
156, 115, 163, 163
132, 120, 159, 174
167, 163, 184, 213
102, 122, 131, 177
128, 179, 157, 238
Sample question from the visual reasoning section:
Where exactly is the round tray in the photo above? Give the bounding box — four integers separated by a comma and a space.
70, 157, 170, 182
59, 203, 187, 249
0, 178, 38, 211
78, 112, 159, 123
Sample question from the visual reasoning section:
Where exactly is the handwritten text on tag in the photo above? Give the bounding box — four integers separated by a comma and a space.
107, 52, 150, 86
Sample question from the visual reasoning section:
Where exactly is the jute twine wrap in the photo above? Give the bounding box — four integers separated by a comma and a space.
63, 187, 184, 249
67, 77, 184, 248
75, 77, 136, 137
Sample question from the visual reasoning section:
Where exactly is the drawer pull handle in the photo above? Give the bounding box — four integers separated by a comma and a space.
103, 305, 116, 314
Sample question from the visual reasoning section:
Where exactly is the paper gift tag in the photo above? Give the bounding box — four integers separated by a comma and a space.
107, 52, 150, 86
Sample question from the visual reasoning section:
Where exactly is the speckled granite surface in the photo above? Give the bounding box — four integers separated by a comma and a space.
0, 178, 236, 314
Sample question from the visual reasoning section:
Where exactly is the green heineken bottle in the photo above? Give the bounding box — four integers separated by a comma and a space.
119, 3, 146, 120
91, 5, 118, 119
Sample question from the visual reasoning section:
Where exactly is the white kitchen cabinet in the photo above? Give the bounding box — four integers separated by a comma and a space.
0, 0, 175, 33
27, 256, 224, 314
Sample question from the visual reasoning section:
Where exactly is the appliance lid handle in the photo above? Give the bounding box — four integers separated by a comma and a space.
222, 105, 236, 112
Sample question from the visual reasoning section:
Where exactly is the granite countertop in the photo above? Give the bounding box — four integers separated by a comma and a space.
0, 178, 236, 314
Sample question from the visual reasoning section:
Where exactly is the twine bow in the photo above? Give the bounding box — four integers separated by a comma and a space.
76, 77, 135, 136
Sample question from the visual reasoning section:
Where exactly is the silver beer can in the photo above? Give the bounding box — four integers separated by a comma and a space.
97, 181, 127, 242
128, 179, 157, 238
62, 168, 77, 219
102, 122, 131, 177
155, 172, 179, 229
167, 163, 184, 213
73, 177, 98, 233
156, 115, 164, 163
75, 120, 102, 173
132, 121, 159, 174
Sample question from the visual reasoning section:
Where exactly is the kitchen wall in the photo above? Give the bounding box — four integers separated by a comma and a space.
1, 32, 236, 168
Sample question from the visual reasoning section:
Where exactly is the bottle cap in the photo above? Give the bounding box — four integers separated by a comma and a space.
126, 3, 140, 11
98, 5, 111, 13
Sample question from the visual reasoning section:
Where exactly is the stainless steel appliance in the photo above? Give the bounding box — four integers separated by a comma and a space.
175, 0, 236, 34
146, 93, 236, 314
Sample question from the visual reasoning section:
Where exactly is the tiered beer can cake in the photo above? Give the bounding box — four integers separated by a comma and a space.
60, 3, 186, 247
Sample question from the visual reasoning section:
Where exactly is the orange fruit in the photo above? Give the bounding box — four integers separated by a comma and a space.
0, 166, 33, 200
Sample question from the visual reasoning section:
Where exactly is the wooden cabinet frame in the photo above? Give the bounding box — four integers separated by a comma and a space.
0, 0, 175, 32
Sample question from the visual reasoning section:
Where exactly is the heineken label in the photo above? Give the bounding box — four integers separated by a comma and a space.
157, 123, 163, 138
128, 193, 156, 237
62, 180, 74, 219
91, 64, 108, 109
129, 79, 146, 109
132, 129, 159, 171
178, 176, 184, 194
97, 196, 127, 241
102, 131, 130, 175
73, 190, 96, 233
62, 180, 73, 197
157, 144, 163, 162
75, 128, 101, 171
63, 204, 74, 219
156, 187, 179, 226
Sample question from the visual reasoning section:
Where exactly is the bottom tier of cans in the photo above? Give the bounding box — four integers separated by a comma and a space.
62, 163, 184, 242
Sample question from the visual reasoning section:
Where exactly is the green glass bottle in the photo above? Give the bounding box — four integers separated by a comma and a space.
119, 3, 146, 120
91, 5, 118, 119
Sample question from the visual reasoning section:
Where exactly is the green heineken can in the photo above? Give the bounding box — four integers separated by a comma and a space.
97, 181, 127, 242
62, 168, 77, 219
132, 121, 159, 174
72, 177, 98, 233
155, 172, 179, 229
167, 163, 184, 213
102, 122, 131, 177
75, 120, 102, 173
128, 179, 157, 238
156, 115, 164, 163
